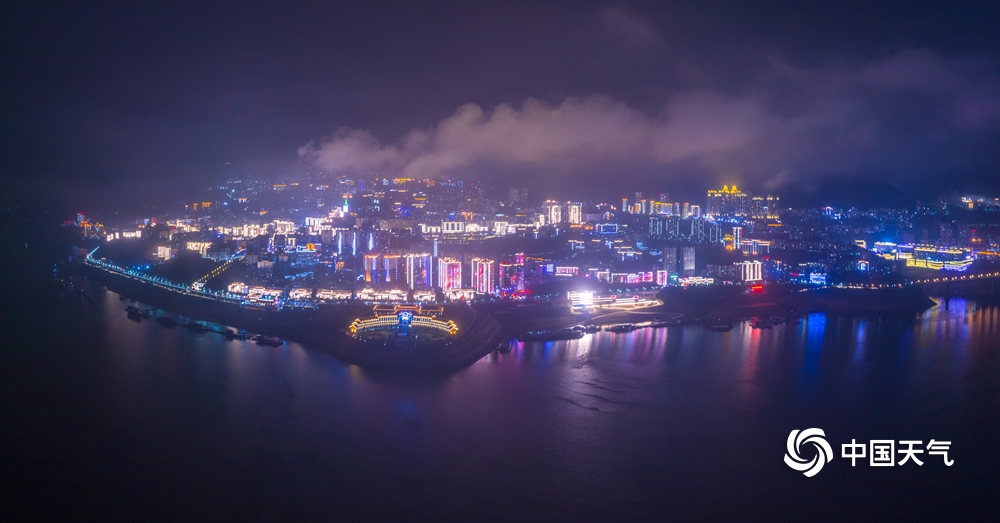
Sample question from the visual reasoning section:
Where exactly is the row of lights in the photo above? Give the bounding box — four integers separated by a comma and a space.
910, 271, 1000, 285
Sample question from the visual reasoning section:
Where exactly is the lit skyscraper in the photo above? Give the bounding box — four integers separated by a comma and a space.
567, 202, 583, 224
706, 185, 749, 218
500, 261, 525, 293
470, 258, 495, 294
383, 254, 403, 284
663, 247, 678, 276
739, 260, 763, 282
363, 254, 379, 283
682, 246, 696, 277
405, 253, 432, 289
544, 200, 562, 225
437, 257, 463, 290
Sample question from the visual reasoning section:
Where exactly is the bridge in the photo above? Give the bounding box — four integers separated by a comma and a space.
803, 270, 1000, 291
85, 247, 244, 304
192, 249, 245, 289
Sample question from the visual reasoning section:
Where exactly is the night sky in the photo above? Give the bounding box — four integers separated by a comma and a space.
4, 1, 1000, 210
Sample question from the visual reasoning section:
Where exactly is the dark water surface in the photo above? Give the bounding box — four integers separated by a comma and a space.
2, 236, 999, 520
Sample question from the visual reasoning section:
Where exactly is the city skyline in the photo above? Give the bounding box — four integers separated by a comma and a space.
5, 2, 1000, 520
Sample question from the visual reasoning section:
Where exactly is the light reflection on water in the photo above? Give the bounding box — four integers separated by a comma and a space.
11, 286, 1000, 519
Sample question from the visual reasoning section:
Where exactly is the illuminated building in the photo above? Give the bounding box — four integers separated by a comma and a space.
690, 218, 705, 240
186, 241, 212, 256
567, 202, 583, 224
437, 257, 462, 290
441, 221, 465, 234
357, 288, 409, 302
544, 200, 562, 225
682, 246, 696, 277
750, 195, 780, 220
649, 217, 664, 238
871, 242, 898, 260
156, 246, 172, 260
902, 245, 973, 271
470, 258, 495, 294
363, 254, 379, 283
443, 288, 475, 301
247, 286, 284, 305
288, 288, 312, 300
554, 266, 579, 277
739, 239, 771, 256
739, 260, 763, 282
349, 305, 457, 336
273, 220, 296, 234
663, 247, 678, 276
678, 276, 714, 286
383, 254, 404, 284
405, 253, 433, 289
500, 262, 525, 293
317, 289, 352, 301
706, 185, 749, 218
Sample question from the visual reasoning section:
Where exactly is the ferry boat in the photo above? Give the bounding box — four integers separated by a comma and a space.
254, 335, 285, 346
125, 305, 152, 319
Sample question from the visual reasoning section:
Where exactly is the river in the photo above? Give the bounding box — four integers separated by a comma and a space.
2, 219, 999, 519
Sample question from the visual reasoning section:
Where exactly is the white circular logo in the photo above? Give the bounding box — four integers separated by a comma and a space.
784, 428, 833, 477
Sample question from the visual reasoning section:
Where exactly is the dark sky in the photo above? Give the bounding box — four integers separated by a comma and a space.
3, 0, 1000, 210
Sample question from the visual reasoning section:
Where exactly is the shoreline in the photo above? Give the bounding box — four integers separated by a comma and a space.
78, 259, 948, 374
82, 262, 506, 375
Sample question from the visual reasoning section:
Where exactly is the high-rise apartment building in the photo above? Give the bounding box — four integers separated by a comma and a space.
544, 200, 562, 225
470, 258, 495, 294
437, 258, 463, 290
706, 185, 749, 218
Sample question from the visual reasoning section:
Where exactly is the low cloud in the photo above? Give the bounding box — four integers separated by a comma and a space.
299, 50, 1000, 193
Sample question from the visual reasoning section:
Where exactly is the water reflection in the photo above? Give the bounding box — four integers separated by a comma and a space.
25, 286, 1000, 519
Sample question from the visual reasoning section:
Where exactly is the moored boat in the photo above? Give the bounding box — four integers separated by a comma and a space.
706, 321, 733, 332
254, 335, 285, 346
518, 329, 585, 341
